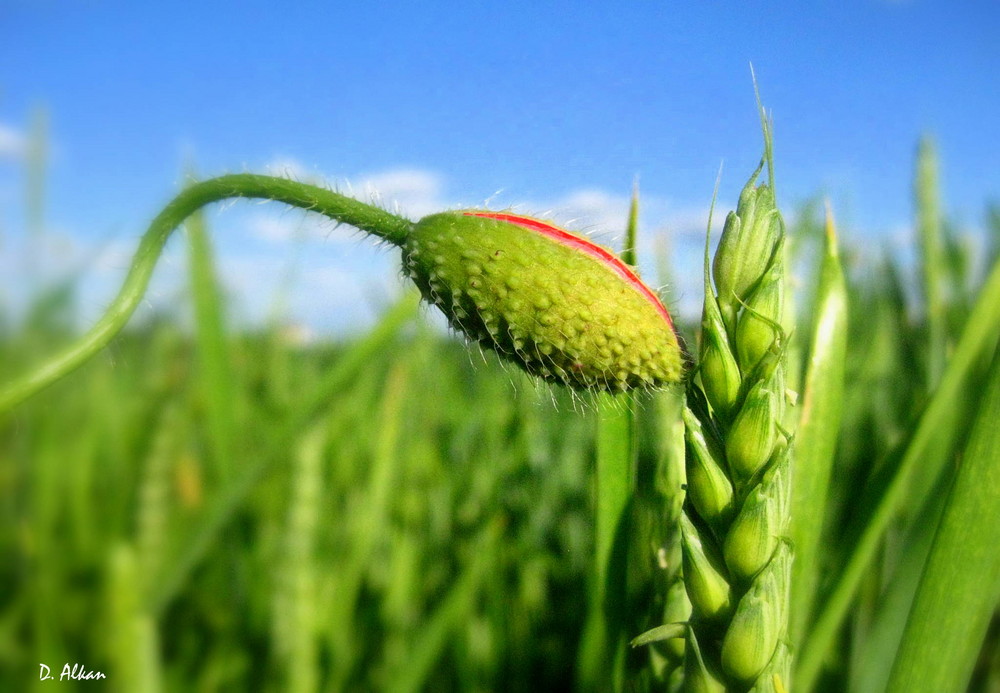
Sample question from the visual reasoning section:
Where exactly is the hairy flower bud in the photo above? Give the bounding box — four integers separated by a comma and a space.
402, 211, 684, 391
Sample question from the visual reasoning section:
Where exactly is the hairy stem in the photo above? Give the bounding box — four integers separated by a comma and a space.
0, 174, 413, 414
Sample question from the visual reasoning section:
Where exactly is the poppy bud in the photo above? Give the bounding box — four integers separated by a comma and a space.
403, 211, 684, 391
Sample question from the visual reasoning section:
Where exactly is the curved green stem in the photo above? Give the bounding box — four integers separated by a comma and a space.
0, 174, 413, 415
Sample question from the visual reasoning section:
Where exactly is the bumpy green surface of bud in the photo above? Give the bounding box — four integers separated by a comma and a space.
735, 255, 784, 373
683, 407, 734, 529
402, 211, 684, 391
725, 378, 778, 480
720, 543, 790, 683
723, 457, 788, 580
712, 165, 782, 327
680, 514, 732, 621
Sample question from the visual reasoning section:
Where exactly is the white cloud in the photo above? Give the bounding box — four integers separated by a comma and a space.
260, 159, 445, 216
245, 209, 347, 245
247, 163, 718, 259
523, 187, 721, 245
352, 168, 445, 220
0, 223, 194, 332
215, 248, 404, 334
0, 123, 26, 160
549, 188, 633, 234
264, 157, 317, 182
357, 168, 441, 200
886, 220, 915, 250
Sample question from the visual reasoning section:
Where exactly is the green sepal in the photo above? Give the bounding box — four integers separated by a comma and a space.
402, 211, 684, 392
748, 641, 792, 693
699, 291, 743, 420
630, 622, 687, 648
699, 223, 742, 418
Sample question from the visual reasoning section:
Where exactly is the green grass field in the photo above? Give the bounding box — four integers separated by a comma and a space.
2, 132, 999, 691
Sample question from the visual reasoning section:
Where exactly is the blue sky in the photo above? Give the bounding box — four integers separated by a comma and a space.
2, 1, 998, 333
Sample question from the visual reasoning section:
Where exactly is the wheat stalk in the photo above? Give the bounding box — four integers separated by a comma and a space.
681, 119, 793, 692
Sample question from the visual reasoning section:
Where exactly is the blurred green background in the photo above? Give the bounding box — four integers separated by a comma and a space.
3, 134, 999, 691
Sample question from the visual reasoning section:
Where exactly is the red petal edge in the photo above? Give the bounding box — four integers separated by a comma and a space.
463, 211, 676, 332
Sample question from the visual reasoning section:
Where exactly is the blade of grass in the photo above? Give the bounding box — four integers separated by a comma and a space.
886, 341, 1000, 693
789, 204, 848, 647
184, 188, 236, 480
986, 203, 1000, 270
24, 106, 48, 294
26, 106, 48, 241
637, 386, 689, 682
796, 255, 1000, 691
107, 544, 163, 693
848, 483, 944, 693
915, 136, 946, 390
148, 293, 418, 614
577, 189, 642, 691
577, 391, 636, 691
622, 180, 639, 267
327, 360, 409, 688
276, 424, 325, 693
389, 521, 498, 693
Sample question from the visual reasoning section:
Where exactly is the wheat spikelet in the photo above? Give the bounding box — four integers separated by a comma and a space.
682, 139, 794, 692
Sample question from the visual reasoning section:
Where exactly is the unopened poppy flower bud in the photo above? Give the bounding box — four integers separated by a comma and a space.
403, 210, 684, 391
